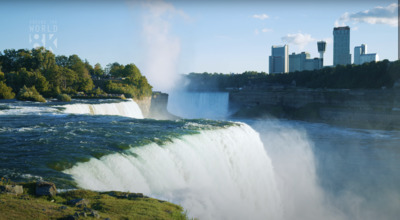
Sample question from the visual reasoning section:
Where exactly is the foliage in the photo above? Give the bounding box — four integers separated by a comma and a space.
0, 48, 153, 100
0, 81, 15, 99
185, 60, 399, 91
16, 86, 46, 102
57, 93, 72, 102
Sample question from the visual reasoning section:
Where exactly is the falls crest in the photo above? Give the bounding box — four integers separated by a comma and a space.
64, 123, 283, 220
62, 99, 144, 119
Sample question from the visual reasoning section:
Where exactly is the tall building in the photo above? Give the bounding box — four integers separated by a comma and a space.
354, 44, 379, 65
269, 45, 289, 74
333, 26, 351, 66
289, 51, 323, 72
289, 52, 309, 72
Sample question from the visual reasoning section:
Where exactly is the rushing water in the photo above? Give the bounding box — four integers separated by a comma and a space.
1, 97, 399, 220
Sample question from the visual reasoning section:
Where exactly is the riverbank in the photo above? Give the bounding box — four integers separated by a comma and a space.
0, 181, 188, 220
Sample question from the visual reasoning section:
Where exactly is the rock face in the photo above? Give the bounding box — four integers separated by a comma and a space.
0, 185, 23, 195
35, 181, 57, 197
134, 96, 152, 117
229, 88, 400, 129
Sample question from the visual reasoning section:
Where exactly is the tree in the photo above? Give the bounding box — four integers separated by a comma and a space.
0, 81, 15, 99
93, 63, 104, 77
17, 85, 46, 102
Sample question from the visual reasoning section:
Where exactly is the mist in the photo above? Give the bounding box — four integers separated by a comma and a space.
140, 0, 184, 92
251, 119, 400, 220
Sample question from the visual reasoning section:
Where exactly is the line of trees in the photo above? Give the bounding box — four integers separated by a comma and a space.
0, 47, 152, 101
185, 60, 400, 91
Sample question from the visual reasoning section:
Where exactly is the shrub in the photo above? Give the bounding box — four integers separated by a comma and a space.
0, 81, 15, 99
57, 94, 72, 102
17, 86, 46, 102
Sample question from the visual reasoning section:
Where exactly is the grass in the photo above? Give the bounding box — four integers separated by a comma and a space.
0, 182, 190, 220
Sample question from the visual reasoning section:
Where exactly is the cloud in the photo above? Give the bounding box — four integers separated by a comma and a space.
337, 3, 398, 27
254, 28, 273, 35
140, 0, 187, 92
281, 33, 315, 49
262, 28, 273, 33
252, 14, 269, 20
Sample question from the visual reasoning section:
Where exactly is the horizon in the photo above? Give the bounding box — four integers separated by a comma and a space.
0, 0, 398, 91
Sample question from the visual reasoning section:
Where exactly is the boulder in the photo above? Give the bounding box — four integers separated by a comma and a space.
67, 198, 90, 207
35, 181, 57, 197
0, 185, 23, 195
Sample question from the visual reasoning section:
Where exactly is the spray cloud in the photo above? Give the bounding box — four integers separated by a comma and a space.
141, 0, 185, 92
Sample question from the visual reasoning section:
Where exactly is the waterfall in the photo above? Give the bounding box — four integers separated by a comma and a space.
62, 99, 144, 119
167, 92, 230, 119
64, 123, 283, 220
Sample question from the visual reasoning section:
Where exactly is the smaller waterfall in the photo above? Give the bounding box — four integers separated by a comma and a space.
62, 99, 144, 119
167, 92, 230, 119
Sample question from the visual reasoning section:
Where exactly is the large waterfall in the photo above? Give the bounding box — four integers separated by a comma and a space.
167, 92, 230, 119
62, 99, 144, 119
64, 123, 284, 220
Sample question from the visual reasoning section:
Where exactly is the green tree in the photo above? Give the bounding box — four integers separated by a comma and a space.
0, 81, 15, 99
93, 63, 104, 77
17, 86, 46, 102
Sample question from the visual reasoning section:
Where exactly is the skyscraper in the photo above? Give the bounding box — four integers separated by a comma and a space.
333, 26, 351, 66
269, 45, 288, 74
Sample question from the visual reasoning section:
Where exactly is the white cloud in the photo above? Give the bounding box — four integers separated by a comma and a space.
254, 28, 273, 35
323, 37, 333, 44
261, 28, 273, 33
337, 3, 398, 27
252, 14, 269, 20
281, 33, 315, 49
140, 0, 187, 92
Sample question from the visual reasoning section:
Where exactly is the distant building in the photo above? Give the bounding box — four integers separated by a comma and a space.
269, 45, 289, 74
333, 26, 351, 66
354, 44, 379, 65
317, 41, 326, 67
289, 52, 322, 72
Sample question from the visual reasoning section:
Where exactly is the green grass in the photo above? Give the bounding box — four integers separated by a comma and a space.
0, 182, 190, 220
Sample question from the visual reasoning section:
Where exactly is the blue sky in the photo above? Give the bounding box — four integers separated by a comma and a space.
0, 0, 397, 91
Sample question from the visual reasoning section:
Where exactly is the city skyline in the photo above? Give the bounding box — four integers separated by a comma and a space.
0, 0, 397, 90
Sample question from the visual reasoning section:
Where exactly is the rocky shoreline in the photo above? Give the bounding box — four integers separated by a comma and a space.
0, 180, 188, 220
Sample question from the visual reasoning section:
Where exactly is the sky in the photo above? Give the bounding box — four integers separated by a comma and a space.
0, 0, 398, 91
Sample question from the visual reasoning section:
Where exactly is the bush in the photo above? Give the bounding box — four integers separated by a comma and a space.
17, 86, 46, 102
0, 81, 15, 99
57, 93, 71, 102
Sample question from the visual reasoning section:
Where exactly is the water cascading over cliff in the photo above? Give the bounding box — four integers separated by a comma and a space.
167, 92, 230, 119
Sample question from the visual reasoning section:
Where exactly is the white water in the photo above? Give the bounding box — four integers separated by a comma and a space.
62, 99, 144, 119
64, 123, 283, 220
167, 92, 230, 119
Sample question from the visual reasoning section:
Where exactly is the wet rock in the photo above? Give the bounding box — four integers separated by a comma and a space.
67, 198, 90, 207
65, 215, 78, 220
59, 205, 68, 210
83, 207, 92, 212
35, 181, 57, 197
90, 210, 100, 219
128, 193, 149, 199
0, 185, 23, 195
